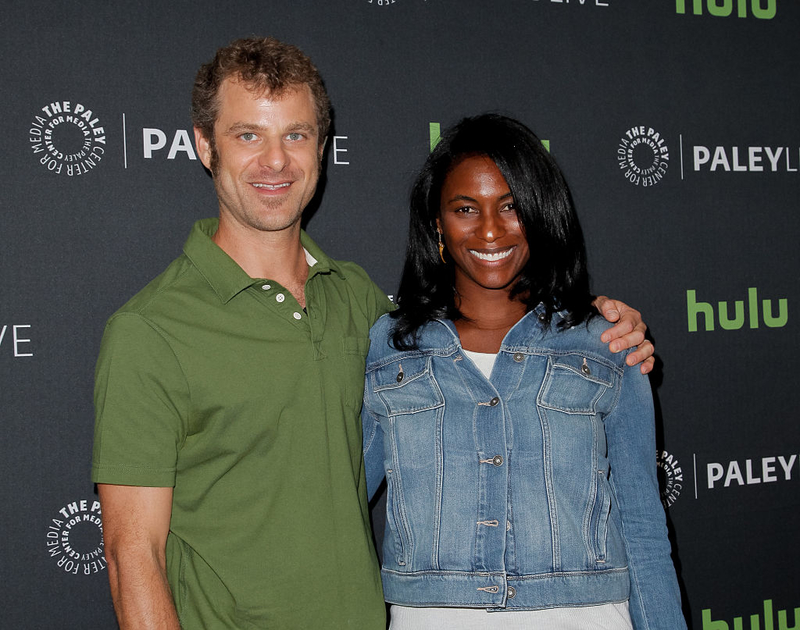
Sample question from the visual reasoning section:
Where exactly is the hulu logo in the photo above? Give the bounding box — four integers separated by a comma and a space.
687, 288, 788, 332
676, 0, 776, 19
703, 599, 799, 629
428, 122, 550, 153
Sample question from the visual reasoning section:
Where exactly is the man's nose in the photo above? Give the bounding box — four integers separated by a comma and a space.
259, 139, 289, 171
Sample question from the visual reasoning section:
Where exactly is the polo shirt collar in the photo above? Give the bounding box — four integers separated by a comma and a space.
300, 230, 343, 280
183, 218, 343, 304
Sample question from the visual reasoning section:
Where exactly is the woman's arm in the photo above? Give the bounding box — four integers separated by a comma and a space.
604, 364, 687, 630
362, 404, 387, 502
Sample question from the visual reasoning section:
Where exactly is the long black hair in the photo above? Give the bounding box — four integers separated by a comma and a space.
391, 113, 594, 349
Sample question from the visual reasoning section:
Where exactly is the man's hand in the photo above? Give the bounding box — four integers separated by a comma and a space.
99, 484, 181, 630
593, 295, 655, 375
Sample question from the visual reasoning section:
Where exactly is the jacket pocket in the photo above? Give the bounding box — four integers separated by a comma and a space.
385, 468, 411, 567
538, 354, 614, 415
373, 355, 444, 416
591, 471, 612, 564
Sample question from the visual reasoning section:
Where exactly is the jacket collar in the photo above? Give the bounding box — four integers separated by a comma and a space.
422, 305, 569, 352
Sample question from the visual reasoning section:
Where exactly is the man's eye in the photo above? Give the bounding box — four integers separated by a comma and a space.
287, 132, 303, 141
240, 132, 257, 142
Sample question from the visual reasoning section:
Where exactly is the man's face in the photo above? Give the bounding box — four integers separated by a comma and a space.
194, 78, 324, 236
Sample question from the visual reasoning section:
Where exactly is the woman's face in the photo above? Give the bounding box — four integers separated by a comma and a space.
437, 154, 530, 300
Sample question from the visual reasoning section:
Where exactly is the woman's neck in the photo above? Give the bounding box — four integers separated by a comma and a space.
454, 290, 527, 353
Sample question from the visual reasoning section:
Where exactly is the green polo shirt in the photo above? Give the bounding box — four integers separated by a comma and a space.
92, 218, 393, 629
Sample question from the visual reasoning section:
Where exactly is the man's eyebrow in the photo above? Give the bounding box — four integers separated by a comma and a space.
286, 122, 316, 133
224, 122, 263, 136
223, 121, 317, 136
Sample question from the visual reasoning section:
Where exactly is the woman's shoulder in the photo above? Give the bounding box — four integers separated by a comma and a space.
369, 312, 394, 334
367, 315, 457, 366
545, 314, 629, 368
366, 313, 404, 365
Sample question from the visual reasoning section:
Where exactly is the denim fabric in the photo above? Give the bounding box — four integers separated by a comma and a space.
362, 307, 686, 630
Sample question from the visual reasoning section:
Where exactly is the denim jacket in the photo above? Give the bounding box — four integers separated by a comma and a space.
362, 308, 686, 630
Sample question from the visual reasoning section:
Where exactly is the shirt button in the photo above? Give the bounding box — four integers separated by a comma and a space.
261, 284, 271, 291
489, 397, 500, 406
292, 312, 302, 320
508, 586, 516, 599
492, 455, 503, 466
276, 293, 285, 303
513, 352, 524, 362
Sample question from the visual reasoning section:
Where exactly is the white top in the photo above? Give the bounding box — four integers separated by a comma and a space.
394, 350, 634, 630
390, 602, 632, 629
462, 348, 498, 379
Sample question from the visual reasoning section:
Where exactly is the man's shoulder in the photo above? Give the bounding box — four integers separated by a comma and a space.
112, 253, 197, 321
301, 231, 379, 291
330, 257, 375, 286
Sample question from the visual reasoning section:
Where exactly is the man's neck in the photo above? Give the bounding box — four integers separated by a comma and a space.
212, 219, 310, 307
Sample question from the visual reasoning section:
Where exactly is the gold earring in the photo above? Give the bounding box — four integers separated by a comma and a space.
437, 231, 446, 264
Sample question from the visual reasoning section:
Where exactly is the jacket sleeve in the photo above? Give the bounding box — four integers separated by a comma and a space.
362, 382, 387, 502
604, 361, 687, 630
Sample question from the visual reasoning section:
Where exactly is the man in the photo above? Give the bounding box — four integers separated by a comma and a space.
93, 37, 654, 629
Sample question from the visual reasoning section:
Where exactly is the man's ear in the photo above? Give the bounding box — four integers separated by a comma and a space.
194, 127, 213, 171
318, 135, 328, 161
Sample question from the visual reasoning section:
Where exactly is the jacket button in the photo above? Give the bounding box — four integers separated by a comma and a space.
507, 586, 516, 599
489, 397, 500, 406
513, 352, 524, 362
396, 372, 404, 383
492, 455, 503, 466
538, 312, 547, 322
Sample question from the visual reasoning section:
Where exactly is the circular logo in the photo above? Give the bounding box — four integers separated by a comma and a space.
367, 0, 397, 6
29, 101, 106, 176
617, 126, 669, 187
46, 499, 106, 576
656, 450, 683, 509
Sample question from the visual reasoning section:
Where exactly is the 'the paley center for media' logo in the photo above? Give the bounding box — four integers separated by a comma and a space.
656, 450, 683, 508
29, 101, 106, 176
618, 126, 670, 187
46, 499, 106, 576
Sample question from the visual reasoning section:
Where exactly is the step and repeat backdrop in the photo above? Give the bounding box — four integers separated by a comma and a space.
2, 1, 797, 627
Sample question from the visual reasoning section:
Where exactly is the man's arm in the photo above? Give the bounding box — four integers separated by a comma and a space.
593, 295, 655, 375
99, 484, 181, 630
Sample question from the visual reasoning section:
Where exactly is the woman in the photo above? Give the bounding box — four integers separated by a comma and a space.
362, 114, 686, 629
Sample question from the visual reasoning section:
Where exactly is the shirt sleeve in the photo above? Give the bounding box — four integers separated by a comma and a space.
366, 279, 396, 327
92, 312, 190, 487
604, 362, 687, 630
